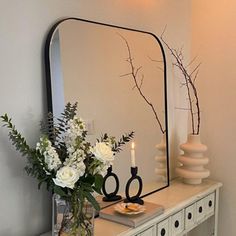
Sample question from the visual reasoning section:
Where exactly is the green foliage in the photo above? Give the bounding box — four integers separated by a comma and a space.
94, 174, 103, 194
1, 114, 30, 156
1, 102, 134, 216
53, 185, 68, 197
40, 103, 83, 164
41, 103, 78, 149
101, 131, 134, 152
0, 114, 52, 188
84, 191, 100, 211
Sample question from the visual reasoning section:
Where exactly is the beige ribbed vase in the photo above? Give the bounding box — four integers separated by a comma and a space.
176, 134, 210, 184
155, 133, 167, 182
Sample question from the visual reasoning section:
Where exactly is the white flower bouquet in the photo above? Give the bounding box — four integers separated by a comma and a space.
1, 102, 134, 235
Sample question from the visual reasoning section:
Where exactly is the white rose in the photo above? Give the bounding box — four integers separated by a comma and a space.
92, 142, 114, 163
53, 166, 80, 189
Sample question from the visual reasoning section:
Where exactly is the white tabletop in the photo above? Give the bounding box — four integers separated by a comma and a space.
40, 178, 222, 236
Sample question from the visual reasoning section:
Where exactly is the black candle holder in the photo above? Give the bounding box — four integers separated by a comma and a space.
102, 166, 122, 202
124, 167, 144, 205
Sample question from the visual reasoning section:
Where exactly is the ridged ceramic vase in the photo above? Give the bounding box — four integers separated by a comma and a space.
155, 133, 167, 181
176, 134, 210, 184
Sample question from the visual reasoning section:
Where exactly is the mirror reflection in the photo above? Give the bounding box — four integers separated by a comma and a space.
46, 18, 169, 207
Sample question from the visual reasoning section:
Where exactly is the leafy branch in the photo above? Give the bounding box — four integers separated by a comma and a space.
1, 114, 31, 156
41, 102, 78, 142
119, 34, 165, 134
112, 131, 134, 153
100, 131, 134, 153
40, 102, 81, 163
0, 114, 52, 189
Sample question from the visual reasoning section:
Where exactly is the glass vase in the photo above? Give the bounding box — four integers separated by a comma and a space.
52, 194, 95, 236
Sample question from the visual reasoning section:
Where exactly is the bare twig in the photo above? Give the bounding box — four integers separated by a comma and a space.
190, 63, 201, 77
148, 56, 164, 72
120, 72, 132, 77
174, 107, 191, 111
186, 55, 198, 68
160, 32, 201, 135
118, 33, 165, 134
193, 69, 199, 84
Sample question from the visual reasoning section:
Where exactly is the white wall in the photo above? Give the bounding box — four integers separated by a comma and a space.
190, 1, 236, 235
0, 0, 191, 235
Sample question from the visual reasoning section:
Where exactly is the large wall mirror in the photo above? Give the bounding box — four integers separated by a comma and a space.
45, 18, 169, 207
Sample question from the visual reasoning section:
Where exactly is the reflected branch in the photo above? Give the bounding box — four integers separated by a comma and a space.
148, 56, 164, 72
118, 33, 165, 134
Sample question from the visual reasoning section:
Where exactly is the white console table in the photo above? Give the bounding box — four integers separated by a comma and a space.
41, 178, 222, 236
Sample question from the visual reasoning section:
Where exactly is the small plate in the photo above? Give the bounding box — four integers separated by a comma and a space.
114, 203, 146, 215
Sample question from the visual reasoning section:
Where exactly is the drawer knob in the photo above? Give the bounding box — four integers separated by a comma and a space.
161, 228, 166, 236
209, 200, 213, 207
187, 212, 192, 220
174, 220, 179, 228
199, 206, 203, 213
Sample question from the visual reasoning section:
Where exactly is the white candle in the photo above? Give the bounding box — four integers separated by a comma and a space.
131, 142, 136, 167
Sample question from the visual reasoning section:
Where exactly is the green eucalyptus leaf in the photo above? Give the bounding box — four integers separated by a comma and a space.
83, 185, 94, 192
84, 191, 100, 211
37, 177, 48, 189
84, 174, 95, 185
95, 174, 103, 190
53, 186, 67, 197
93, 186, 102, 195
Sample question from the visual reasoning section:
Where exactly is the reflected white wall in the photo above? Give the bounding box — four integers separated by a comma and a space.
56, 20, 167, 194
50, 30, 65, 117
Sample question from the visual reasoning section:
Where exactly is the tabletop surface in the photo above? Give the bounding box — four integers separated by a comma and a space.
40, 178, 222, 236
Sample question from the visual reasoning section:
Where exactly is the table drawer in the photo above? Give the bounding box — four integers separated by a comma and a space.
185, 203, 196, 230
205, 192, 215, 215
157, 218, 169, 236
171, 210, 184, 235
138, 225, 156, 236
196, 197, 206, 222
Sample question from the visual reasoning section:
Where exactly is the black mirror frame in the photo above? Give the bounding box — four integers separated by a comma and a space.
44, 17, 170, 198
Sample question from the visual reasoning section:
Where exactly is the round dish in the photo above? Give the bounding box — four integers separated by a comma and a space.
114, 203, 146, 215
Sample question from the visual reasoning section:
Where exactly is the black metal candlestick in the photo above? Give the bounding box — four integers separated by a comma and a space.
102, 166, 122, 202
124, 166, 144, 205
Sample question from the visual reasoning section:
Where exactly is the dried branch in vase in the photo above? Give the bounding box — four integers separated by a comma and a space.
119, 34, 165, 134
160, 30, 201, 135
